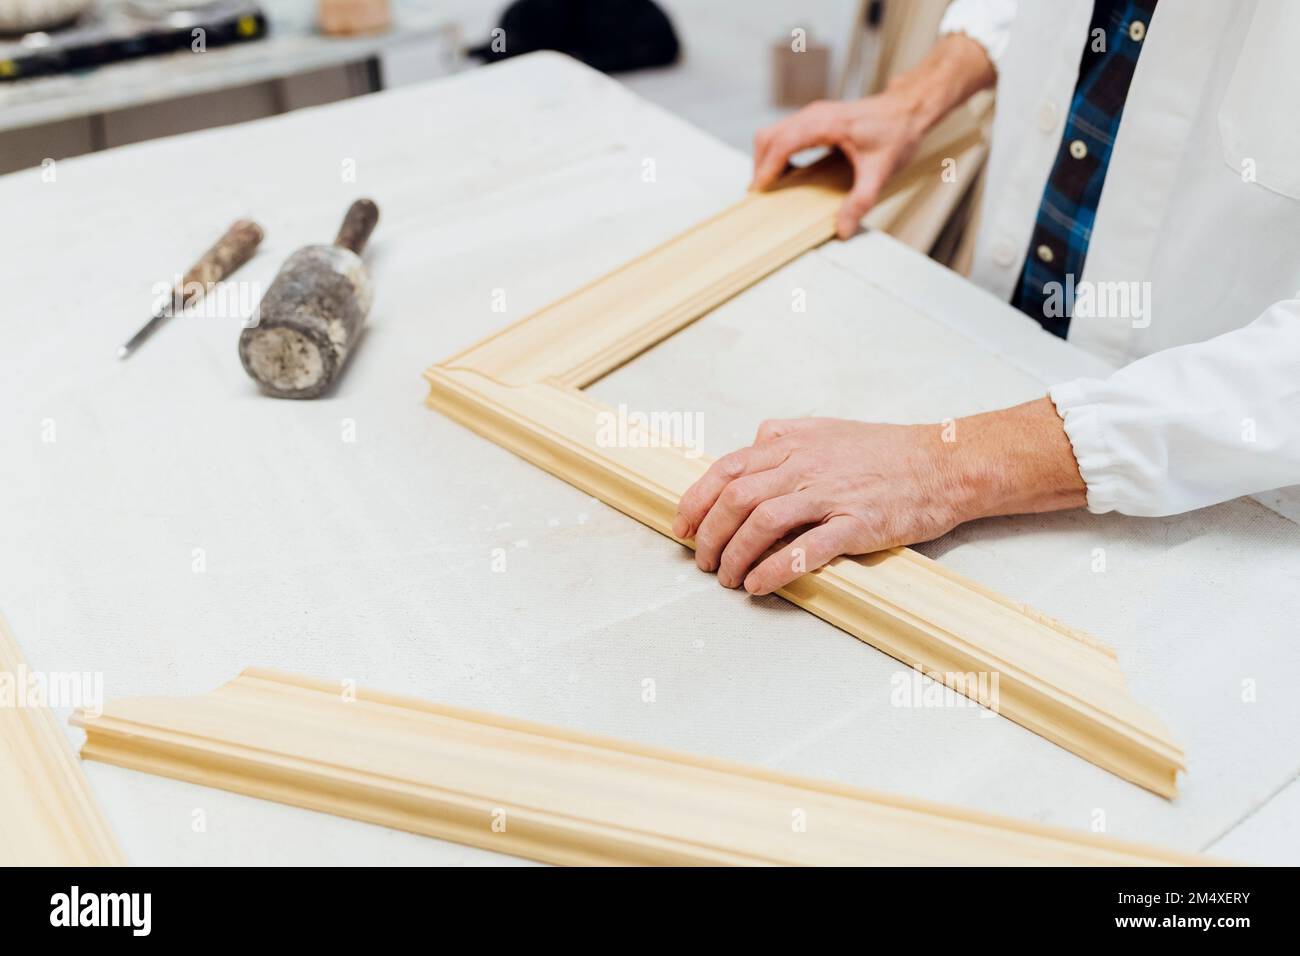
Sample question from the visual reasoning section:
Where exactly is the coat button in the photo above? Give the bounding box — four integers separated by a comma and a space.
1129, 20, 1146, 42
1036, 244, 1055, 264
994, 238, 1018, 267
1069, 139, 1088, 160
1037, 101, 1059, 132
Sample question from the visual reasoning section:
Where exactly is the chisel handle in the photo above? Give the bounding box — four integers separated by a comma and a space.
177, 218, 265, 309
118, 218, 265, 359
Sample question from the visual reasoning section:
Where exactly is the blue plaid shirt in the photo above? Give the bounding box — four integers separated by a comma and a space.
1011, 0, 1158, 337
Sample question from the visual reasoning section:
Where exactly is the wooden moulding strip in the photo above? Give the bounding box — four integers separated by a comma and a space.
887, 138, 989, 253
443, 131, 982, 390
0, 613, 124, 866
422, 116, 1185, 801
74, 667, 1210, 866
424, 371, 1185, 798
442, 155, 852, 388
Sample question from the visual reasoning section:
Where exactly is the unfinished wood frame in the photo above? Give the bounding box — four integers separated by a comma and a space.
422, 143, 1185, 800
74, 668, 1209, 866
1, 614, 123, 866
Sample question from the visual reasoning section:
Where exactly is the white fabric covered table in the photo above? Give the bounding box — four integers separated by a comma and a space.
1, 52, 1296, 865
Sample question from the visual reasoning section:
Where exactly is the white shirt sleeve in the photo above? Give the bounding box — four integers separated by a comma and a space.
1049, 299, 1300, 517
938, 0, 1018, 68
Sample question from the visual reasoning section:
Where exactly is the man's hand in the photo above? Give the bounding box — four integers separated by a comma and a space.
672, 399, 1088, 596
752, 34, 997, 239
752, 96, 930, 240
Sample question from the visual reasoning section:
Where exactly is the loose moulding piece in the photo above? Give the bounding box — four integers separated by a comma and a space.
73, 668, 1211, 866
0, 613, 124, 866
423, 145, 1185, 799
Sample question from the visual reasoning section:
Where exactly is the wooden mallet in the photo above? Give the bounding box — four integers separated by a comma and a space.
239, 199, 379, 399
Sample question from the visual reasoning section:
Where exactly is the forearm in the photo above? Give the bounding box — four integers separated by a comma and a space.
884, 33, 998, 138
944, 397, 1088, 522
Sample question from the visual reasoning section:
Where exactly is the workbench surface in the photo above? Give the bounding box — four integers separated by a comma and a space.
2, 53, 1296, 866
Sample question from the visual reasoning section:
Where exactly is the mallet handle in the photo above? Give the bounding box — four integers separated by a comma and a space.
334, 199, 380, 254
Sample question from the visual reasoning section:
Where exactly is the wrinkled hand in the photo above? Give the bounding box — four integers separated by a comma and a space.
671, 401, 1088, 596
752, 33, 998, 239
672, 417, 967, 595
752, 95, 928, 240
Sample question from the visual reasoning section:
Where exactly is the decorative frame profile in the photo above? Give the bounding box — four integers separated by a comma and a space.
74, 668, 1209, 866
422, 143, 1186, 799
0, 614, 124, 866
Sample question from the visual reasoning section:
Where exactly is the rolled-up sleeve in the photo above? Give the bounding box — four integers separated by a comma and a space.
938, 0, 1018, 68
1050, 300, 1300, 517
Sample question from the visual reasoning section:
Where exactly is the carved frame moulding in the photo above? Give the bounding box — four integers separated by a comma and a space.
422, 136, 1184, 800
1, 614, 123, 866
74, 668, 1207, 866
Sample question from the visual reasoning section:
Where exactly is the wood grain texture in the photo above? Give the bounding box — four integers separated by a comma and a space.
424, 370, 1184, 797
442, 132, 980, 390
424, 118, 1185, 804
443, 155, 853, 389
74, 668, 1208, 866
0, 614, 123, 866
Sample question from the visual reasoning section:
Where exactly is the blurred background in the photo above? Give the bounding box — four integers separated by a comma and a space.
1, 0, 983, 264
0, 0, 937, 167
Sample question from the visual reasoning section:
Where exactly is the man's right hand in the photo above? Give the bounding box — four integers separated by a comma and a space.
752, 95, 931, 240
751, 33, 998, 240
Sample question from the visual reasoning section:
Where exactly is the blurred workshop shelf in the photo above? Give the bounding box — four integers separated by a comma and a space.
0, 0, 461, 172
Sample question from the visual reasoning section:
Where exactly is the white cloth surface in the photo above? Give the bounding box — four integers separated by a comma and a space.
940, 0, 1300, 518
0, 53, 1297, 864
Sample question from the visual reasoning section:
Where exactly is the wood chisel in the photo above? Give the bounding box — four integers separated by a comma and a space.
117, 218, 265, 359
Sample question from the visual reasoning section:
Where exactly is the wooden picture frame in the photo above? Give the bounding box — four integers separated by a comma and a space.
423, 147, 1185, 799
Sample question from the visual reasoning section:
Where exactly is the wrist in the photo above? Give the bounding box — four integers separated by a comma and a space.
875, 81, 937, 152
939, 398, 1088, 523
883, 33, 996, 137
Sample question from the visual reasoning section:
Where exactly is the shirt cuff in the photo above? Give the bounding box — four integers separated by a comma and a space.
1049, 379, 1122, 514
938, 0, 1016, 69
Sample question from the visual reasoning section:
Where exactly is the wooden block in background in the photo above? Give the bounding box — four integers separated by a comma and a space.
319, 0, 392, 37
771, 39, 830, 108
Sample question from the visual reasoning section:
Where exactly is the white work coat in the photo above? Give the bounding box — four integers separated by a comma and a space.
939, 0, 1300, 517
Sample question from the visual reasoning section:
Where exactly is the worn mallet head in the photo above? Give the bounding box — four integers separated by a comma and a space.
239, 199, 379, 399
